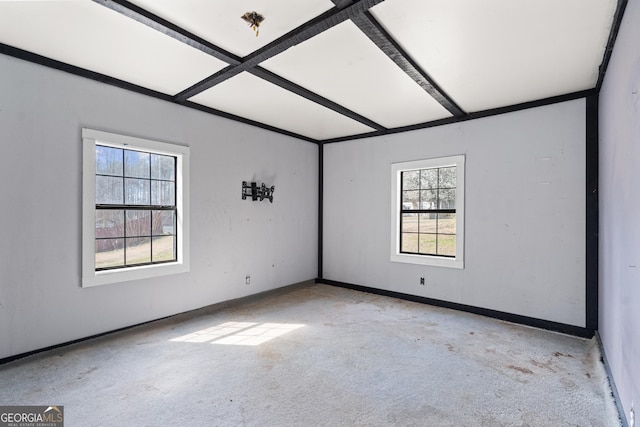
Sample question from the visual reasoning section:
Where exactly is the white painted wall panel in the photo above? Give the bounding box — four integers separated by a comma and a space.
371, 0, 616, 112
0, 54, 317, 359
599, 0, 640, 421
324, 100, 586, 326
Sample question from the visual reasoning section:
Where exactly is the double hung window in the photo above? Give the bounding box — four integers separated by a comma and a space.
82, 129, 190, 287
94, 145, 177, 269
391, 155, 465, 268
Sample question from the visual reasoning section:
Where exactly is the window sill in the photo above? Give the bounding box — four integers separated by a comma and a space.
391, 253, 464, 269
82, 261, 189, 287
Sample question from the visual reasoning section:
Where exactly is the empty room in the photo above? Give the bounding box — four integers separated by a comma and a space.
0, 0, 638, 426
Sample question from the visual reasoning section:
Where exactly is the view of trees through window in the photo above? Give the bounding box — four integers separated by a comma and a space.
95, 145, 177, 270
400, 166, 456, 257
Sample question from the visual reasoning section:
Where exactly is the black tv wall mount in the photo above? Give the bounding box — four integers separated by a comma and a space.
242, 181, 275, 203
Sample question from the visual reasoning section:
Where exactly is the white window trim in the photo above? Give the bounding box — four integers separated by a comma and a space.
82, 128, 190, 287
390, 155, 465, 269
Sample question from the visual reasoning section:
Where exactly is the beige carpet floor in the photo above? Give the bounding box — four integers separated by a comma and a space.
0, 282, 621, 426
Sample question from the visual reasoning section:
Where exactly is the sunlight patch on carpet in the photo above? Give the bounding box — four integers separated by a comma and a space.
170, 321, 305, 346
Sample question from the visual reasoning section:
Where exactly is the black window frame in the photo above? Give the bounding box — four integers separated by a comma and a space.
95, 145, 178, 271
399, 166, 457, 257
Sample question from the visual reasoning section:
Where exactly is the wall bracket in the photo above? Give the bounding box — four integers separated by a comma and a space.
242, 181, 275, 203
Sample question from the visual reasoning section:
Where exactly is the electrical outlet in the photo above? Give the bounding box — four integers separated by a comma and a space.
419, 277, 425, 285
245, 275, 250, 285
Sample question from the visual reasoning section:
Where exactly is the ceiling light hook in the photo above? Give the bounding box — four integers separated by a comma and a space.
241, 11, 265, 37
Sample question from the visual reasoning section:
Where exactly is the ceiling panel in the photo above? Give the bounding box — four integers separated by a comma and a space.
128, 0, 335, 58
0, 1, 228, 95
262, 20, 452, 128
371, 0, 618, 112
189, 72, 375, 140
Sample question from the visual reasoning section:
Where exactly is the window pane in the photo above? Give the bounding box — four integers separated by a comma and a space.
419, 234, 437, 254
151, 181, 175, 206
437, 234, 456, 256
402, 190, 419, 210
126, 210, 151, 237
439, 167, 456, 188
402, 170, 420, 190
152, 210, 175, 236
96, 146, 123, 176
401, 233, 419, 253
95, 238, 124, 269
96, 176, 123, 205
126, 237, 151, 264
124, 150, 150, 178
439, 189, 456, 209
419, 214, 437, 233
401, 214, 419, 233
96, 210, 124, 238
125, 178, 150, 205
420, 189, 437, 209
438, 213, 456, 234
420, 168, 438, 189
152, 236, 176, 262
151, 154, 175, 181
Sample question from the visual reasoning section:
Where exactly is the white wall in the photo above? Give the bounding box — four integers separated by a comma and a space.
599, 0, 640, 421
324, 100, 586, 326
0, 54, 318, 359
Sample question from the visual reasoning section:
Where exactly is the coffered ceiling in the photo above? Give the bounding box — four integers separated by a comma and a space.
0, 0, 623, 142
